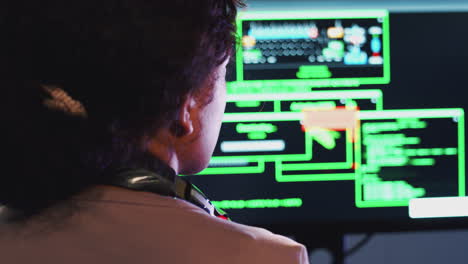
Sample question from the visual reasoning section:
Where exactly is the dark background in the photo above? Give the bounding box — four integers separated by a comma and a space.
379, 12, 468, 110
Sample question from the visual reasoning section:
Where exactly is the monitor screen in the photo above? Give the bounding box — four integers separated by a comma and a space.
228, 10, 390, 93
185, 10, 468, 233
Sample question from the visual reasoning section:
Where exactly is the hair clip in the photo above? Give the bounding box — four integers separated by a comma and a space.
42, 85, 88, 118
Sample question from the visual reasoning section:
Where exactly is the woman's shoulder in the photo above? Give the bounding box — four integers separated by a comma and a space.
0, 185, 309, 264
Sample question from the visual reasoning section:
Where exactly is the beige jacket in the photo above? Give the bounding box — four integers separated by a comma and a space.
0, 186, 309, 264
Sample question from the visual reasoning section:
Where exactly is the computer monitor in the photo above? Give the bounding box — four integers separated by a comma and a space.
185, 10, 468, 233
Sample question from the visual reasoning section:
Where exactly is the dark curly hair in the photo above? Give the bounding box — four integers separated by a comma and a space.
1, 0, 245, 219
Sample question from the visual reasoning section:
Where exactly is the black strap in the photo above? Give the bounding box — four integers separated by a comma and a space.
108, 168, 229, 220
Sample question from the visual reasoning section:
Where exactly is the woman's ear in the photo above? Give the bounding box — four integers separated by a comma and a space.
171, 95, 198, 138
